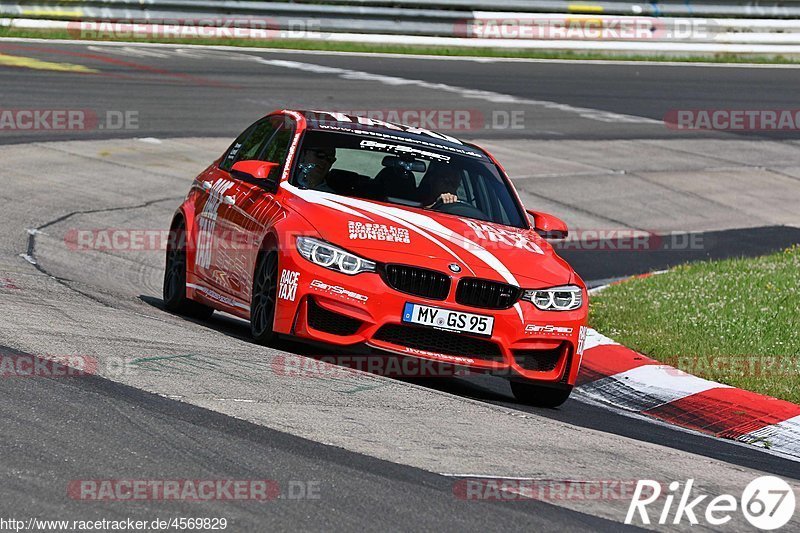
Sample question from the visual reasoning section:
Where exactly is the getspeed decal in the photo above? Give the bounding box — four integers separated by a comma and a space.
525, 324, 574, 336
309, 280, 368, 303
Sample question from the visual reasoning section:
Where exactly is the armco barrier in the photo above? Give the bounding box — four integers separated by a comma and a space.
3, 1, 800, 55
5, 0, 800, 19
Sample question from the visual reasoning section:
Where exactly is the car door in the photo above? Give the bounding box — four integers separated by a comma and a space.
223, 117, 296, 306
195, 117, 280, 296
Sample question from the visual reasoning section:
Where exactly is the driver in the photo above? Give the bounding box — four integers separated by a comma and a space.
297, 147, 337, 192
422, 162, 461, 208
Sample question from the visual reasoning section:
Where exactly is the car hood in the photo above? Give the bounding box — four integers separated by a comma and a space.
284, 185, 575, 288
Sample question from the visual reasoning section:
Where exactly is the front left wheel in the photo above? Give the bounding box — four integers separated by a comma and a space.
163, 219, 214, 320
250, 249, 279, 344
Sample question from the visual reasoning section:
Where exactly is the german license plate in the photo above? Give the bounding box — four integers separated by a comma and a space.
402, 302, 494, 336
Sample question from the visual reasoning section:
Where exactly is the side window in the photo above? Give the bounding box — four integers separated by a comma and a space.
220, 127, 253, 171
219, 118, 278, 171
454, 169, 468, 200
236, 119, 278, 163
260, 125, 293, 166
259, 120, 295, 179
471, 172, 492, 215
462, 173, 476, 206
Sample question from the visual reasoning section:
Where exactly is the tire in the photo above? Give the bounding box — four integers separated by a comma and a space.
250, 249, 279, 344
510, 381, 573, 408
162, 219, 214, 320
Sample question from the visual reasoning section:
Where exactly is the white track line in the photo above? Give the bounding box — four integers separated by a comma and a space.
252, 56, 658, 124
3, 35, 800, 68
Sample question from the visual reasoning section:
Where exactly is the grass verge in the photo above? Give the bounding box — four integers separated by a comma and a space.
589, 246, 800, 403
1, 26, 800, 64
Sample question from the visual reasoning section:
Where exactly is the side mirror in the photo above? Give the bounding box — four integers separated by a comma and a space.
526, 209, 568, 239
231, 160, 280, 192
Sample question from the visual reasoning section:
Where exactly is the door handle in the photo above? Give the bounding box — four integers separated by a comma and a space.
223, 194, 236, 206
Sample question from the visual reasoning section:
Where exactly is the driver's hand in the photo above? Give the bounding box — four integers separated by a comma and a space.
439, 193, 458, 204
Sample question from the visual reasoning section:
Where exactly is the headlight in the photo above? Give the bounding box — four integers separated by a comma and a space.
296, 236, 376, 275
522, 285, 583, 311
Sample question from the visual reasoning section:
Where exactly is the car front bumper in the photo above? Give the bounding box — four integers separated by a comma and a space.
274, 248, 588, 386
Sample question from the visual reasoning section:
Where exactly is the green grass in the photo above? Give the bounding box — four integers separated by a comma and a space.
590, 246, 800, 403
2, 26, 800, 64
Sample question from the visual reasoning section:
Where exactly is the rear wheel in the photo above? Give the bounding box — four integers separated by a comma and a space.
250, 249, 279, 344
510, 381, 572, 408
163, 219, 214, 320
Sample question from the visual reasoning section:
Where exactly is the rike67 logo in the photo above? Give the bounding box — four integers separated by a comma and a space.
626, 476, 796, 530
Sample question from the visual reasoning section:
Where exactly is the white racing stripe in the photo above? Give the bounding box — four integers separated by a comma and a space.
306, 193, 374, 221
254, 57, 659, 125
332, 194, 518, 283
325, 193, 529, 323
332, 198, 479, 276
285, 183, 476, 275
285, 184, 528, 322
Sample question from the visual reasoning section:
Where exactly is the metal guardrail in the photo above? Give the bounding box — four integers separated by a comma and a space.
3, 1, 800, 55
5, 2, 470, 37
4, 0, 800, 20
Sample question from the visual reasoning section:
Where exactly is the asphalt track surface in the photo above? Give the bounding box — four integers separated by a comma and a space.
2, 346, 624, 532
1, 40, 800, 144
2, 40, 800, 530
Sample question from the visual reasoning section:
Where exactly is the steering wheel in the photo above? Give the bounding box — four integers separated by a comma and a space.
429, 198, 486, 218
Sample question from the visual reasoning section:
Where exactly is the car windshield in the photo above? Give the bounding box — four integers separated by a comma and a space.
292, 130, 527, 228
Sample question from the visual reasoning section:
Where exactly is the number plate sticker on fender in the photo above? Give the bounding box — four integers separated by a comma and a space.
402, 303, 494, 337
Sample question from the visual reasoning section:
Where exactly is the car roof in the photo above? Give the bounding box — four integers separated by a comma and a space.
288, 109, 485, 157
